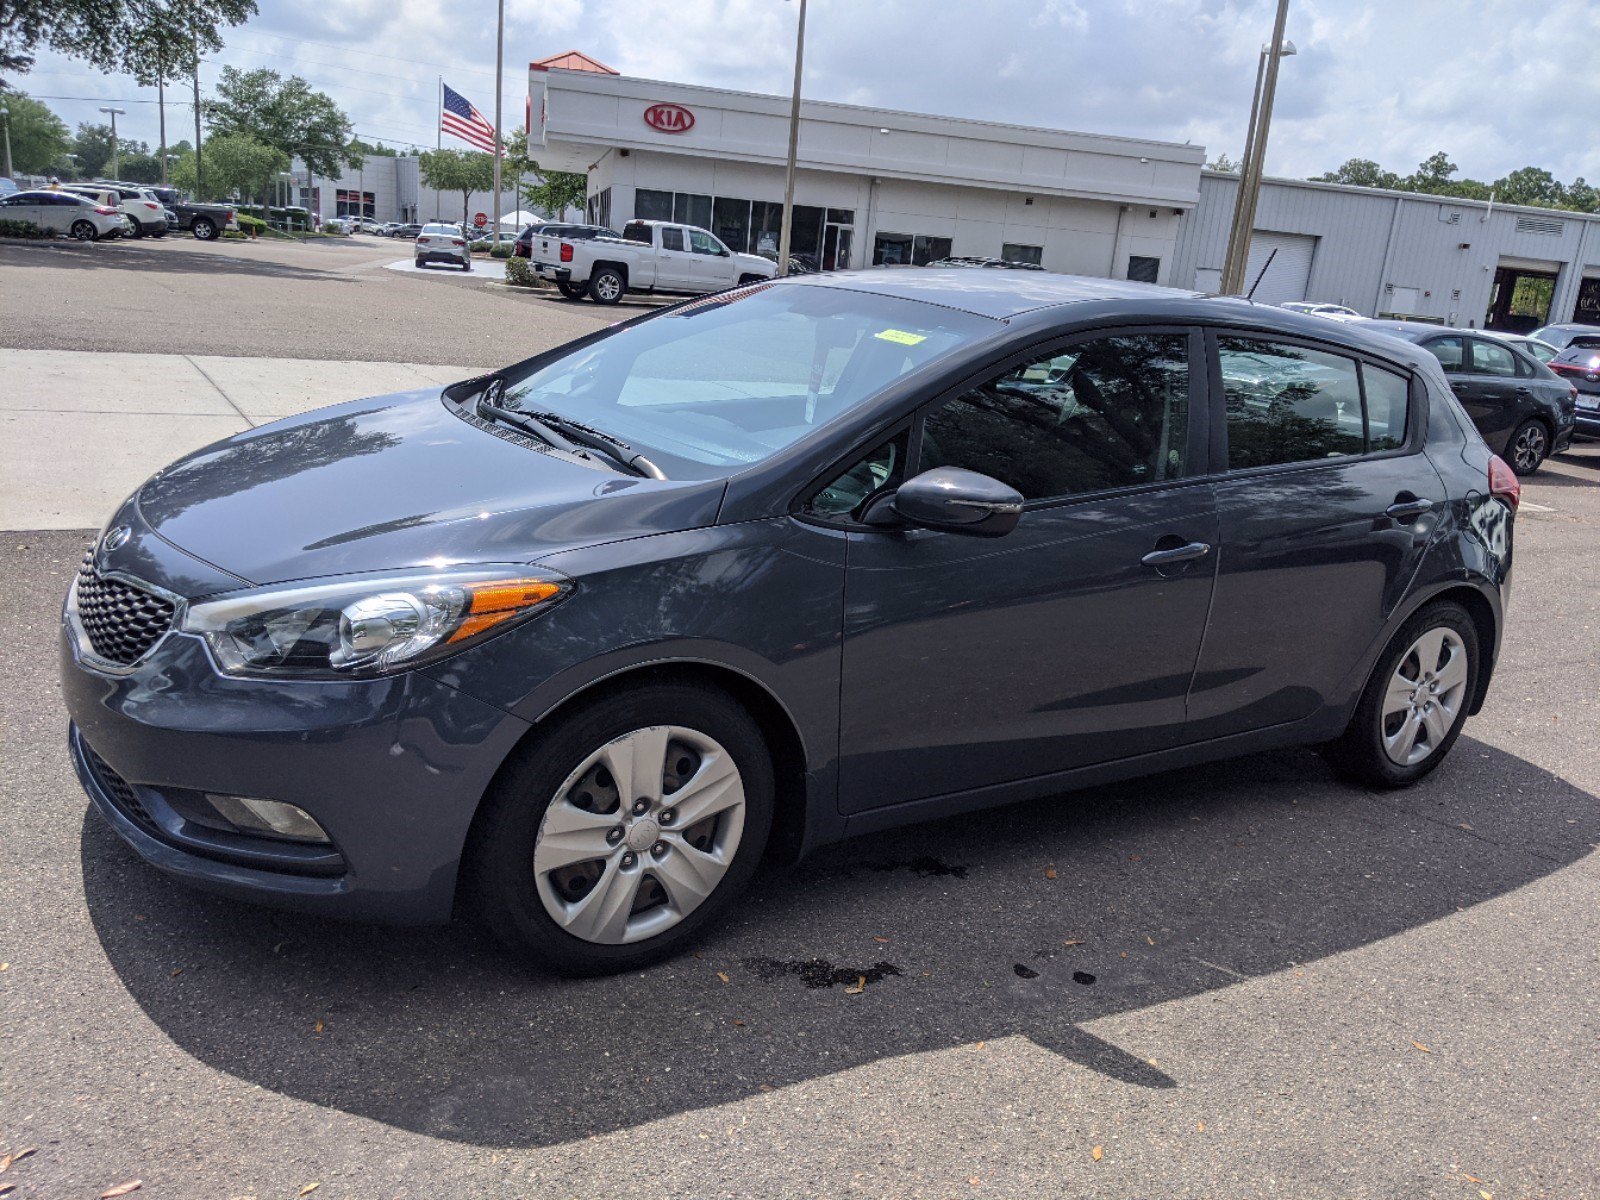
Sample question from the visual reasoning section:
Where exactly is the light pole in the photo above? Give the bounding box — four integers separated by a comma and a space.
99, 106, 127, 179
776, 0, 808, 277
491, 0, 505, 243
1, 103, 13, 180
1220, 0, 1292, 295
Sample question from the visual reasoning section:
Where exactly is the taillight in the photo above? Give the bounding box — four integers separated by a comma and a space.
1487, 454, 1520, 511
95, 205, 117, 215
559, 242, 573, 262
451, 239, 465, 246
143, 201, 160, 211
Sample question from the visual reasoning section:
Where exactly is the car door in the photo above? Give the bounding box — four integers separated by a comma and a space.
0, 193, 40, 226
1184, 330, 1446, 740
1444, 336, 1524, 451
37, 193, 81, 233
653, 225, 697, 289
832, 327, 1218, 813
688, 228, 736, 289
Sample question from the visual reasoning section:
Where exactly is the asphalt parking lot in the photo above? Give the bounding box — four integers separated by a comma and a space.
1, 237, 1597, 1198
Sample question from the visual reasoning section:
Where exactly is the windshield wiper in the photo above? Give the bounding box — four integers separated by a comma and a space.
520, 409, 668, 480
476, 394, 584, 456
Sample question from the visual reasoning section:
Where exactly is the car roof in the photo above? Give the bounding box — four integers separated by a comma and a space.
1535, 323, 1600, 334
805, 268, 1201, 320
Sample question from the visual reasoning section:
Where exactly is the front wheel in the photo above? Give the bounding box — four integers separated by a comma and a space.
70, 220, 97, 241
191, 217, 217, 241
466, 682, 774, 975
738, 273, 766, 286
1324, 601, 1479, 788
1507, 419, 1549, 474
588, 267, 625, 305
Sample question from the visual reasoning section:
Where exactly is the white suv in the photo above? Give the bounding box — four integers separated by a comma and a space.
94, 183, 172, 237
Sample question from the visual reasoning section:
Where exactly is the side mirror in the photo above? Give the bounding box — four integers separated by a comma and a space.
890, 467, 1024, 538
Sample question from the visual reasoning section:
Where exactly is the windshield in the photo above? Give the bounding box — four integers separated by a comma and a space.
499, 283, 998, 478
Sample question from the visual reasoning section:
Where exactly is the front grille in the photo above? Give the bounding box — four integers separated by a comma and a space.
83, 742, 161, 837
76, 554, 176, 665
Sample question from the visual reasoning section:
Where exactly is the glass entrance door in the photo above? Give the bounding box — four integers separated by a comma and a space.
822, 223, 854, 271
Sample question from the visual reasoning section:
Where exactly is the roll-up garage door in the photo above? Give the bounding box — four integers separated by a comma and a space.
1242, 232, 1316, 305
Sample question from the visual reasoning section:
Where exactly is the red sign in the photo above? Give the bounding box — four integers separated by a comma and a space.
643, 103, 695, 134
473, 212, 488, 226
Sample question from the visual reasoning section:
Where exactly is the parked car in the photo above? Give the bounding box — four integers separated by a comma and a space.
1543, 346, 1600, 438
927, 255, 1044, 271
392, 223, 423, 240
349, 217, 383, 234
60, 273, 1517, 975
530, 218, 777, 303
512, 222, 618, 259
85, 182, 170, 237
414, 221, 470, 271
0, 189, 124, 240
1281, 301, 1362, 320
132, 184, 238, 240
1487, 331, 1559, 364
0, 176, 18, 197
1365, 320, 1576, 473
1529, 322, 1600, 351
378, 222, 403, 237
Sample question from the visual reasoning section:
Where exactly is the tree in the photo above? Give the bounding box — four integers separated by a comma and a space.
418, 148, 496, 225
70, 121, 148, 178
0, 91, 69, 173
1407, 151, 1458, 191
202, 65, 358, 180
1492, 166, 1564, 209
188, 131, 286, 206
1310, 158, 1403, 190
504, 126, 587, 219
1206, 153, 1239, 173
350, 138, 398, 158
1, 0, 253, 81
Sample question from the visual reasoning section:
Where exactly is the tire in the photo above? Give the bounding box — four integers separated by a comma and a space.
70, 220, 97, 242
1507, 418, 1549, 475
588, 266, 625, 305
125, 216, 144, 238
557, 281, 587, 301
191, 217, 217, 241
462, 261, 472, 272
1324, 601, 1480, 789
738, 273, 765, 286
466, 681, 775, 976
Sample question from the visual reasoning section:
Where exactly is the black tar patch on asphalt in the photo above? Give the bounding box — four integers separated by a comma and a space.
743, 957, 904, 989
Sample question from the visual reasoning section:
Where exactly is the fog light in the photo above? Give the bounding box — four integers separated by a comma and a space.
206, 794, 330, 843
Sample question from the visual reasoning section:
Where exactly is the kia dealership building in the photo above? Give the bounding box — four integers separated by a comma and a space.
525, 55, 1205, 282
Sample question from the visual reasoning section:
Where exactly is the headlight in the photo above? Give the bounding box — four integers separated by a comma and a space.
180, 566, 571, 678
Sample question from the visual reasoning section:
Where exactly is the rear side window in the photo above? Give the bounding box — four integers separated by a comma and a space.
1470, 339, 1517, 377
919, 333, 1192, 501
622, 221, 651, 244
1219, 338, 1364, 469
1362, 365, 1410, 452
1424, 336, 1464, 373
660, 227, 685, 252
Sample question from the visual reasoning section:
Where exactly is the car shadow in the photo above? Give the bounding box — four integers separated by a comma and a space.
80, 734, 1598, 1148
0, 240, 361, 283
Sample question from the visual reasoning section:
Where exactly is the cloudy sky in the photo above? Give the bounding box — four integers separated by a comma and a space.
17, 0, 1600, 185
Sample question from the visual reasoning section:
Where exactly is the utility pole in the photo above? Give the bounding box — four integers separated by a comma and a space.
1221, 0, 1292, 295
776, 0, 808, 277
1, 103, 13, 181
157, 50, 168, 184
192, 33, 204, 197
491, 0, 505, 243
99, 106, 127, 178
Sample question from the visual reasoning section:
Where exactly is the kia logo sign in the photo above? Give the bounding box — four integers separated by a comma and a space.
643, 103, 695, 134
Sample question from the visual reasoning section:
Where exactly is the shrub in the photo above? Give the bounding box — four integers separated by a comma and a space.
320, 221, 348, 235
0, 218, 48, 240
490, 241, 513, 259
504, 256, 545, 288
236, 213, 266, 233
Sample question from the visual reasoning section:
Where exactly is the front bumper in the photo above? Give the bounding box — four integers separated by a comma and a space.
62, 621, 530, 924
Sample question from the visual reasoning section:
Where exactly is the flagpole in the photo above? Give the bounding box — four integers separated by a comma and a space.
435, 75, 443, 221
491, 0, 505, 244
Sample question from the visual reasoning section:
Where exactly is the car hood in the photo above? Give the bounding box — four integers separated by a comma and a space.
135, 390, 725, 589
733, 252, 776, 275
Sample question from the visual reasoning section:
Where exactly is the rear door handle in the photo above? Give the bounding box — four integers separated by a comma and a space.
1385, 498, 1434, 519
1141, 541, 1211, 567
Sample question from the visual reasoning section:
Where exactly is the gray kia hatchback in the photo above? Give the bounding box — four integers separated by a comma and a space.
62, 272, 1518, 974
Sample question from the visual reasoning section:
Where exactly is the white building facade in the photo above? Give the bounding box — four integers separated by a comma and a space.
525, 63, 1204, 283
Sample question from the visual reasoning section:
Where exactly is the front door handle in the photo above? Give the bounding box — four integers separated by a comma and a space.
1385, 498, 1434, 519
1141, 541, 1211, 567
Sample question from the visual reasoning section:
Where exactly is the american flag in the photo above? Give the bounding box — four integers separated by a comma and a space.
441, 82, 501, 154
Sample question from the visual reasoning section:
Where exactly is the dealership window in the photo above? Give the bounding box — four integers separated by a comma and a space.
1127, 255, 1161, 284
335, 189, 374, 219
1218, 337, 1365, 470
587, 186, 611, 230
631, 189, 830, 262
919, 333, 1192, 500
1001, 243, 1043, 266
636, 188, 674, 222
873, 232, 953, 267
672, 192, 713, 230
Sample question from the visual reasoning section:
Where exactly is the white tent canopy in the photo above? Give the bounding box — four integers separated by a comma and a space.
499, 209, 543, 227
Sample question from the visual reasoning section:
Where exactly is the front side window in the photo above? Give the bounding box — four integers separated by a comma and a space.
501, 285, 996, 478
802, 432, 908, 520
688, 229, 722, 255
1469, 339, 1517, 377
919, 333, 1192, 501
1219, 337, 1364, 469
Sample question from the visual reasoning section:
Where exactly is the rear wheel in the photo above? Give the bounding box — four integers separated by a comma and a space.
70, 220, 97, 241
589, 267, 625, 305
466, 682, 774, 975
1507, 419, 1549, 474
1324, 601, 1479, 788
556, 281, 587, 301
191, 217, 217, 241
125, 215, 144, 238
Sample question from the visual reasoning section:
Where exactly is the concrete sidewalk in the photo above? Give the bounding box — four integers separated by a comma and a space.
1, 348, 494, 529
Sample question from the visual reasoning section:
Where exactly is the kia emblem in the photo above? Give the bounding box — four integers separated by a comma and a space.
101, 525, 132, 552
643, 103, 695, 134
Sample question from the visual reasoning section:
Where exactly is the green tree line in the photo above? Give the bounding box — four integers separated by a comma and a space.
1306, 152, 1600, 214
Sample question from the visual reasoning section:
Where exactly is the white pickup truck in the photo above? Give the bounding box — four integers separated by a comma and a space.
529, 218, 778, 304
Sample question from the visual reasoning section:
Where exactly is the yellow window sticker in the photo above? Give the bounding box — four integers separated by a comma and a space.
874, 329, 927, 346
